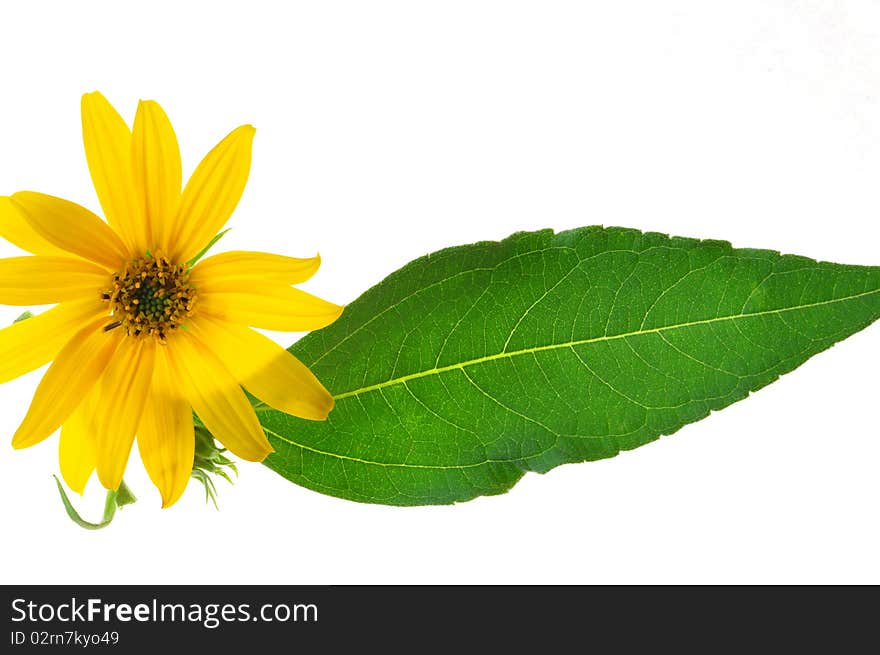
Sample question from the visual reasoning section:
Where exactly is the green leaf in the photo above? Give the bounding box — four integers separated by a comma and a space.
259, 227, 880, 505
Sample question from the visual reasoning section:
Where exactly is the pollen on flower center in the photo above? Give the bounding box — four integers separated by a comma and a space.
103, 254, 197, 342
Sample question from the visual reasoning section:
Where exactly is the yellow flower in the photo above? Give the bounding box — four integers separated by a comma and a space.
0, 92, 342, 508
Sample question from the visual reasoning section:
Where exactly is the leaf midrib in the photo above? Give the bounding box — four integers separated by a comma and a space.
262, 287, 879, 474
330, 287, 880, 401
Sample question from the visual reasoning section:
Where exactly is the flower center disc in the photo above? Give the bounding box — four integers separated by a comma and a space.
104, 255, 197, 342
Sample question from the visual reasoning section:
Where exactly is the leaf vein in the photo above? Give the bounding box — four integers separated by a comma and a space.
333, 288, 880, 401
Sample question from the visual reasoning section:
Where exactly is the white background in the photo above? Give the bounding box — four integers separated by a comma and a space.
1, 1, 879, 584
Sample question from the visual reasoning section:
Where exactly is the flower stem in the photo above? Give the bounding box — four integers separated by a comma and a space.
53, 475, 137, 530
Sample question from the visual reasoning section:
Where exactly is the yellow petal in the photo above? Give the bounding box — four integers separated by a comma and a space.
59, 387, 100, 495
197, 285, 343, 331
190, 317, 333, 421
0, 256, 109, 305
191, 251, 321, 288
167, 332, 272, 461
137, 345, 194, 508
0, 196, 68, 256
0, 298, 108, 384
171, 125, 255, 263
13, 317, 121, 449
132, 100, 181, 251
11, 192, 129, 269
81, 91, 143, 254
93, 337, 156, 491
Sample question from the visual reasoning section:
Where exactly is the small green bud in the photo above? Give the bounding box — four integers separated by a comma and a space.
191, 426, 238, 509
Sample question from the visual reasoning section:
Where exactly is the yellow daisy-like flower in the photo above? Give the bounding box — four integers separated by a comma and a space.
0, 92, 342, 508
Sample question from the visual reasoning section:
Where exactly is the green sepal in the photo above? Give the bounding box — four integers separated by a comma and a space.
190, 424, 238, 509
186, 228, 231, 267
